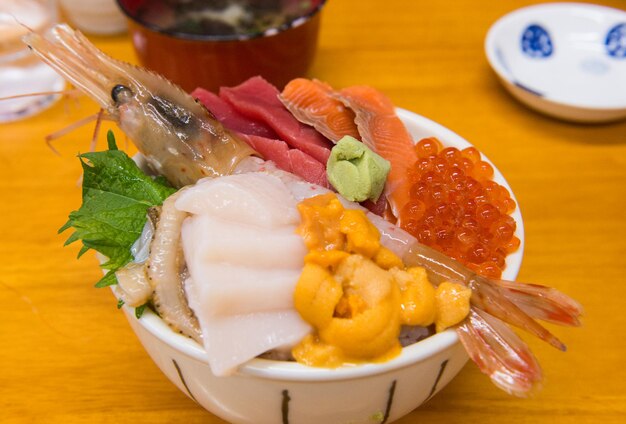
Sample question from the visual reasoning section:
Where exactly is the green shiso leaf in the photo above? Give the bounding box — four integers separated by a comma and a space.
60, 130, 176, 286
107, 130, 118, 151
135, 303, 148, 319
94, 270, 118, 288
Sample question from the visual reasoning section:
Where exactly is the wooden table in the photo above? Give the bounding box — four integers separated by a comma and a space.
1, 0, 625, 422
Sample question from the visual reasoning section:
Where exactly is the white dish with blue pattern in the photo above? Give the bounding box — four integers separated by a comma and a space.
485, 3, 626, 122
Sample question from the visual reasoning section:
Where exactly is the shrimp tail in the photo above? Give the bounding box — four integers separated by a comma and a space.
456, 308, 543, 397
492, 279, 584, 327
468, 275, 572, 351
403, 241, 582, 395
403, 241, 582, 350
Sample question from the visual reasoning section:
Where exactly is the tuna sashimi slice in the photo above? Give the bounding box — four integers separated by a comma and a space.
220, 76, 333, 163
191, 87, 278, 139
336, 86, 419, 219
279, 78, 361, 143
239, 133, 329, 188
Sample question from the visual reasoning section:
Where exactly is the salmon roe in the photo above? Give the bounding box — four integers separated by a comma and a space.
399, 137, 519, 278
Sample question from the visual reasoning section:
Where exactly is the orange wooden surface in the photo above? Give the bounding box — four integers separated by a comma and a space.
1, 1, 625, 423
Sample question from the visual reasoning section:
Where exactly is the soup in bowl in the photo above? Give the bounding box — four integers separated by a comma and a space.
116, 0, 327, 92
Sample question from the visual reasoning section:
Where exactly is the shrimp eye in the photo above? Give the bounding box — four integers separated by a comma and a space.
111, 84, 133, 103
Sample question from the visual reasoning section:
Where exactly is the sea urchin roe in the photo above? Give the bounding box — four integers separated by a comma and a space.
400, 137, 520, 279
292, 193, 471, 367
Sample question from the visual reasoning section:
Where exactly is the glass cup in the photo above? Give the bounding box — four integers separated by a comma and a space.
59, 0, 127, 35
0, 0, 65, 123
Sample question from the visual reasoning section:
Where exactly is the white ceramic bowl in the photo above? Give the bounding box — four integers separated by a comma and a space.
485, 3, 626, 123
119, 109, 524, 424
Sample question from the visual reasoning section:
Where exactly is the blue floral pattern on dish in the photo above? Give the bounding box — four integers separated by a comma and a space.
521, 24, 553, 58
605, 23, 626, 58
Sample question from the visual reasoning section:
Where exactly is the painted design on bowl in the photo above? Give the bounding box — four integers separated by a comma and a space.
426, 359, 449, 401
580, 58, 610, 75
521, 24, 553, 58
170, 354, 452, 424
606, 23, 626, 58
172, 359, 198, 404
494, 46, 544, 97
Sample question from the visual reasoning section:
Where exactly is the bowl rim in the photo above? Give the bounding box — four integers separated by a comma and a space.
126, 107, 524, 382
484, 2, 626, 112
115, 0, 327, 42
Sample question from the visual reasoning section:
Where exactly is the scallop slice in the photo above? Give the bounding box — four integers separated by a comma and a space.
179, 172, 312, 376
185, 264, 302, 316
181, 214, 306, 269
175, 172, 300, 227
192, 307, 311, 376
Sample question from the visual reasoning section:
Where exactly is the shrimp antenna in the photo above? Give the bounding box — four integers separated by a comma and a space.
0, 88, 80, 102
89, 109, 105, 152
45, 109, 112, 155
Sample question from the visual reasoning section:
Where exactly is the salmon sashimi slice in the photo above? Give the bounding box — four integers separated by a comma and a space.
336, 86, 418, 220
279, 78, 361, 143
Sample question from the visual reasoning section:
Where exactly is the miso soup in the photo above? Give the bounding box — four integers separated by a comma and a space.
135, 0, 319, 38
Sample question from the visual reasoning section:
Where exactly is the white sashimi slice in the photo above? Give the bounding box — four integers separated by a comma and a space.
178, 172, 312, 376
199, 310, 311, 376
175, 172, 300, 227
234, 157, 332, 202
182, 214, 306, 269
187, 264, 302, 316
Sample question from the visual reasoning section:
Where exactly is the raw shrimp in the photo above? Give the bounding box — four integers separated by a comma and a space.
401, 240, 582, 396
26, 24, 582, 396
23, 24, 256, 189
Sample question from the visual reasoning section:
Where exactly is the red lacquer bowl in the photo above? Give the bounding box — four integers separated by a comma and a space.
116, 0, 326, 92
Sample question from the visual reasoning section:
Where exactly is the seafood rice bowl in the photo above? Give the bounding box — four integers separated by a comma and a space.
27, 24, 581, 424
119, 109, 524, 424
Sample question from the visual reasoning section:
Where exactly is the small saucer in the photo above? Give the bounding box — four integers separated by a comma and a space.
485, 3, 626, 123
